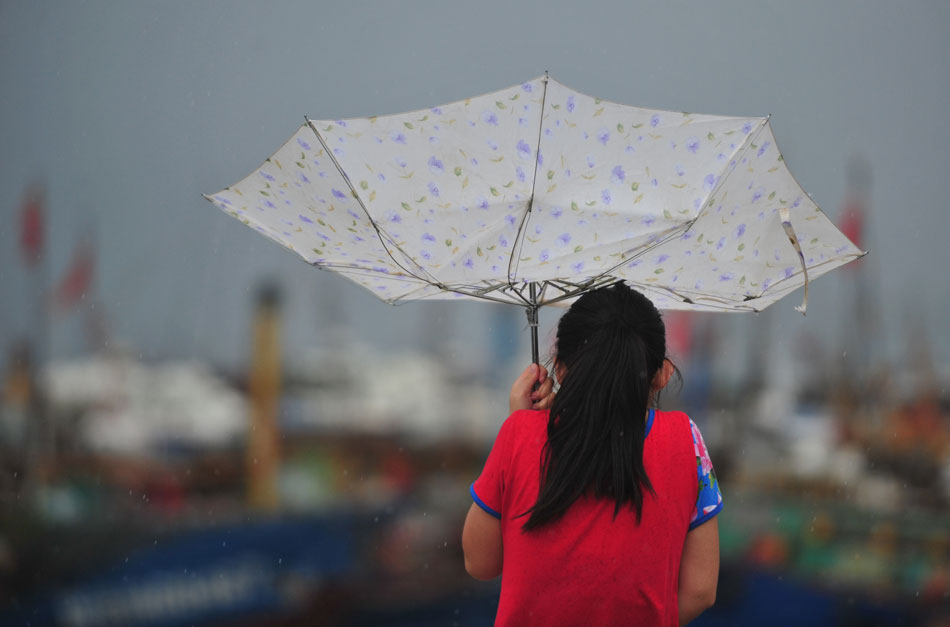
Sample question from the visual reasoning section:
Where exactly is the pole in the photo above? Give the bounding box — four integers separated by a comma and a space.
527, 282, 539, 365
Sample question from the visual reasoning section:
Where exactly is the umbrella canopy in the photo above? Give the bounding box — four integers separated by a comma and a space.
206, 75, 864, 332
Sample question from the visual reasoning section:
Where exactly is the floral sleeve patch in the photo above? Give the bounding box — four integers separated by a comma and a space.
688, 419, 722, 530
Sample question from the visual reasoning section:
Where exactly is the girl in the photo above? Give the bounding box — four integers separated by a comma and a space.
462, 283, 721, 626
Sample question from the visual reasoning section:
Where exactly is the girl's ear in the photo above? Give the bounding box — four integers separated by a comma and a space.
652, 358, 674, 391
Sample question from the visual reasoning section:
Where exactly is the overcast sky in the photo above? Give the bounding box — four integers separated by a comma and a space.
1, 1, 948, 386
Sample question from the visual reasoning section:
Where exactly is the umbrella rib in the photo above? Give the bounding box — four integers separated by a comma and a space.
506, 72, 550, 288
305, 118, 438, 287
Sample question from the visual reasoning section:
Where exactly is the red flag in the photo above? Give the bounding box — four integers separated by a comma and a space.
52, 241, 95, 311
665, 311, 693, 362
19, 185, 44, 266
840, 195, 865, 250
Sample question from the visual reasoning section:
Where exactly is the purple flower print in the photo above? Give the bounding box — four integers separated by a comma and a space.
428, 182, 440, 197
735, 224, 746, 238
566, 96, 575, 112
551, 207, 563, 219
420, 250, 431, 260
378, 173, 386, 181
394, 157, 408, 168
742, 122, 753, 134
534, 224, 543, 234
431, 107, 443, 115
675, 164, 686, 177
335, 120, 347, 127
783, 267, 795, 278
518, 117, 529, 127
556, 233, 571, 246
429, 136, 439, 144
716, 237, 726, 250
539, 249, 550, 262
601, 189, 612, 205
332, 189, 347, 199
752, 188, 764, 202
505, 214, 517, 227
652, 178, 659, 188
597, 127, 610, 145
521, 83, 533, 93
537, 151, 544, 166
571, 262, 584, 273
516, 166, 526, 182
704, 173, 717, 192
260, 171, 275, 182
347, 209, 360, 219
719, 273, 734, 282
625, 145, 635, 154
517, 140, 532, 160
476, 196, 489, 210
428, 156, 444, 174
486, 138, 498, 150
463, 257, 475, 269
387, 211, 402, 224
611, 165, 625, 183
299, 173, 310, 184
333, 148, 344, 156
422, 233, 436, 243
792, 197, 802, 208
391, 131, 407, 144
642, 215, 656, 226
656, 254, 669, 264
213, 195, 231, 205
299, 214, 314, 224
686, 137, 700, 153
482, 110, 499, 126
650, 114, 661, 127
757, 141, 771, 157
586, 155, 596, 169
499, 234, 509, 247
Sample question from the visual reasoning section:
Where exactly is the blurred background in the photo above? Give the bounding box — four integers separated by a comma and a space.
1, 2, 948, 625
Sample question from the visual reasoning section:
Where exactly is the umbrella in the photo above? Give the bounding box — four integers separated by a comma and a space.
205, 74, 864, 363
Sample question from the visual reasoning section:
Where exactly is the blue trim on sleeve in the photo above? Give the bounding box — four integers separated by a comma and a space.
470, 483, 501, 519
688, 501, 723, 530
645, 408, 655, 437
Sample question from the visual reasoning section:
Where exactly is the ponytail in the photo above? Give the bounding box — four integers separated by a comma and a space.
521, 283, 667, 531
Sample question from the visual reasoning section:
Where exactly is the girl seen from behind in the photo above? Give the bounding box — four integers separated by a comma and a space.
462, 283, 721, 626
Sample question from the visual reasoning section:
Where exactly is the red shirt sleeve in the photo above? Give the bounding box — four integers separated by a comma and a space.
470, 413, 518, 519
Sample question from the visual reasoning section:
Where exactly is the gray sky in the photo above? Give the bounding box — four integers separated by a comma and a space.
1, 1, 948, 382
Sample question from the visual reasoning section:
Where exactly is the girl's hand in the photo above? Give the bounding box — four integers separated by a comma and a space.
509, 364, 555, 413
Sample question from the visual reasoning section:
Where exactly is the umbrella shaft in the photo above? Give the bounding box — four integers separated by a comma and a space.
531, 323, 539, 365
527, 282, 539, 365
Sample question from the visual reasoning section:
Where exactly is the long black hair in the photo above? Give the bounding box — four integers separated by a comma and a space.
521, 282, 668, 531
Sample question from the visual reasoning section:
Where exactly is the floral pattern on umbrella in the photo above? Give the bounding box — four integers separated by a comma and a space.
206, 75, 864, 312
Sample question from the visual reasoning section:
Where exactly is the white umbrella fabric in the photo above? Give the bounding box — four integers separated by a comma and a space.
205, 75, 864, 359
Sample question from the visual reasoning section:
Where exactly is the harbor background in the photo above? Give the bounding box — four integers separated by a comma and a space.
1, 2, 949, 625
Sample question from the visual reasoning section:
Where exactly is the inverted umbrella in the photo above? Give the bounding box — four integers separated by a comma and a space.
205, 75, 864, 362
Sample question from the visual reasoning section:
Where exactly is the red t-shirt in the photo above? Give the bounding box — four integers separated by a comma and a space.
471, 408, 719, 626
